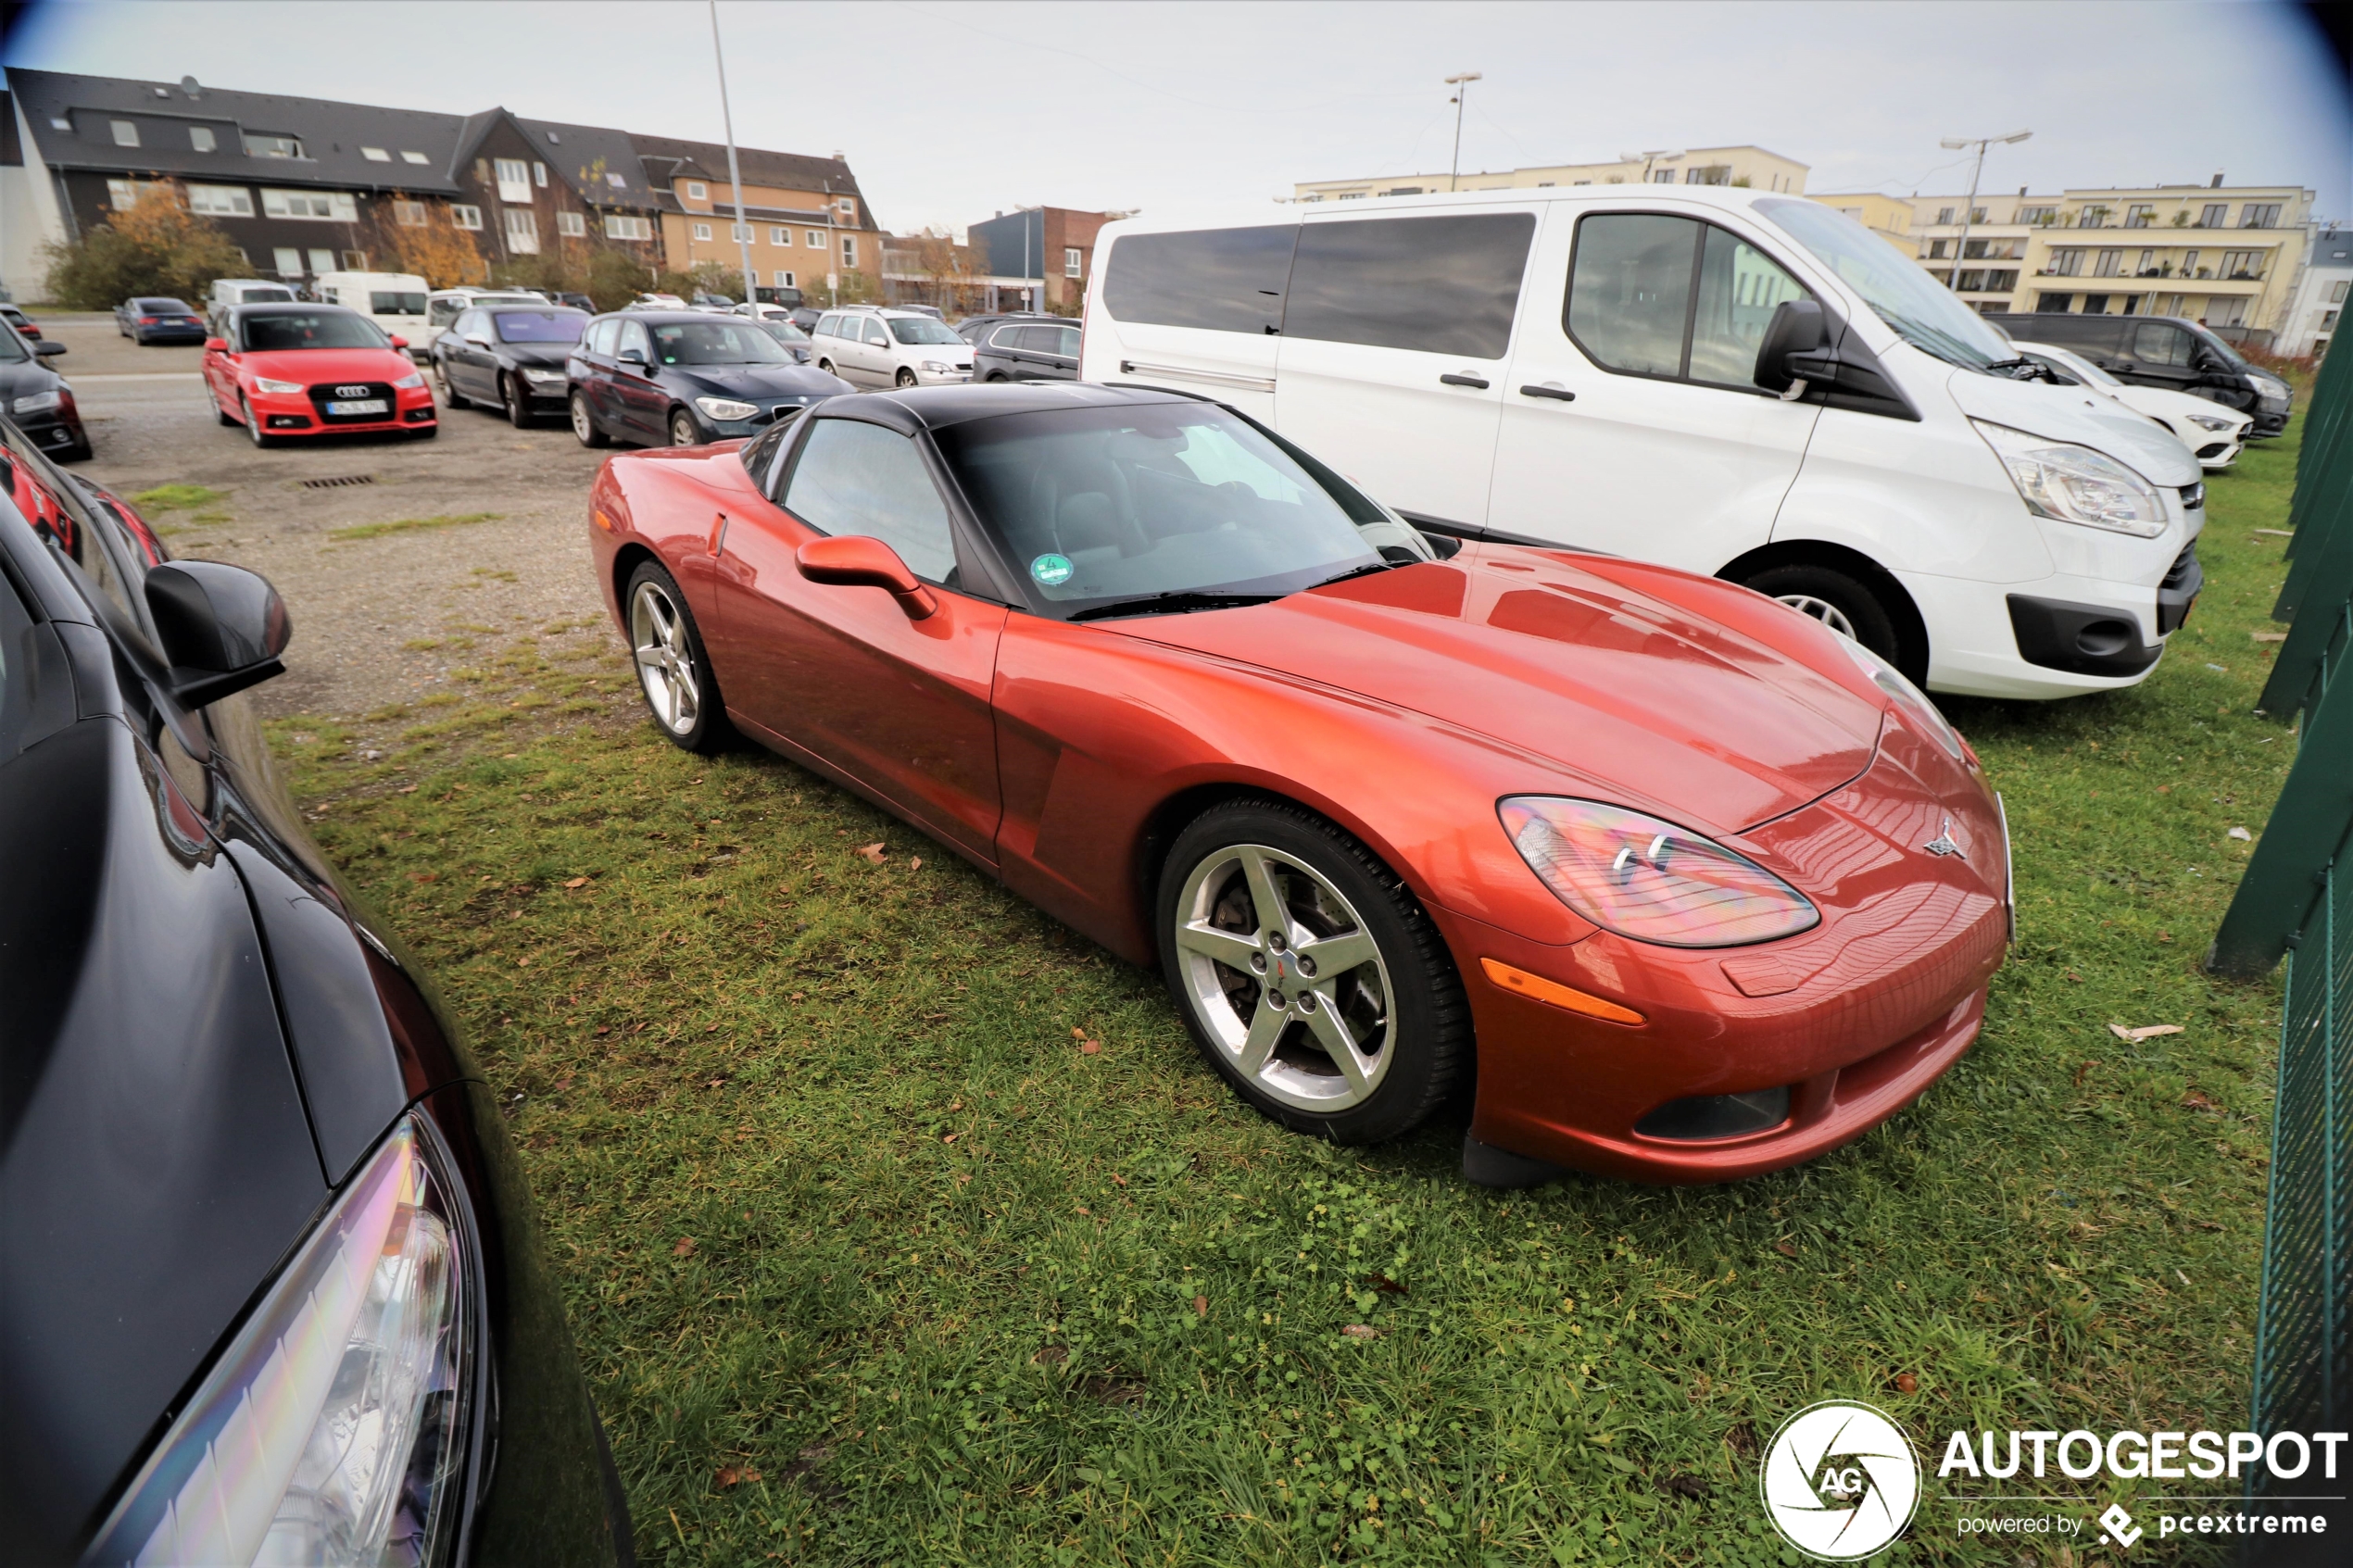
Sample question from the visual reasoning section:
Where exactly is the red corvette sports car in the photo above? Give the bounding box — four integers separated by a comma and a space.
588, 384, 2009, 1185
201, 303, 435, 447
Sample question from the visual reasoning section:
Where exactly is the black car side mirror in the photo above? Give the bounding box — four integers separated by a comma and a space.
1752, 299, 1827, 393
618, 347, 648, 367
33, 341, 65, 358
143, 560, 292, 707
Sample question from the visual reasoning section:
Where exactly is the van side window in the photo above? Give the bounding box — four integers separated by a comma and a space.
2131, 321, 2191, 367
1284, 213, 1537, 359
1687, 226, 1808, 387
1101, 225, 1297, 334
1567, 215, 1810, 390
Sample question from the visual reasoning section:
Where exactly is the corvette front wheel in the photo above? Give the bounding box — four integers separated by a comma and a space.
1157, 799, 1469, 1144
625, 560, 732, 753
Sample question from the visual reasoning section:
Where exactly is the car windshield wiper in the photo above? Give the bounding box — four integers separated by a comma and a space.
1307, 560, 1399, 589
1982, 356, 2054, 382
1067, 590, 1284, 623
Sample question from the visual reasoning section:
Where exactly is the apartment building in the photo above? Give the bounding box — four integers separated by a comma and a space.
963, 207, 1113, 311
1293, 144, 1806, 202
2276, 227, 2349, 358
632, 133, 876, 301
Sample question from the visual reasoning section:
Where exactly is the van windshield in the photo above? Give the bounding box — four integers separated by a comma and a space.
1756, 197, 2013, 372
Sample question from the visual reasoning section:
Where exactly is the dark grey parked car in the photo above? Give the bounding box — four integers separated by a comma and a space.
972, 317, 1080, 382
432, 305, 591, 427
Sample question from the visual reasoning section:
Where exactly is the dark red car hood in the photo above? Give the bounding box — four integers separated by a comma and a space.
1112, 550, 1886, 834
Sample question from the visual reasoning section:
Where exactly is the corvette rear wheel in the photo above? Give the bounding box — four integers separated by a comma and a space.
1157, 799, 1468, 1144
625, 561, 731, 752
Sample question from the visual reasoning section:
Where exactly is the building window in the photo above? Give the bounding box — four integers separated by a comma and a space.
1926, 239, 1949, 258
308, 247, 336, 275
1936, 207, 1955, 224
342, 249, 367, 270
2221, 249, 2262, 280
807, 230, 824, 247
771, 226, 791, 246
1683, 166, 1731, 185
272, 246, 302, 277
606, 171, 628, 188
493, 158, 531, 202
534, 161, 547, 187
2331, 281, 2350, 304
1984, 270, 2018, 292
402, 150, 431, 165
1064, 246, 1083, 278
1649, 170, 1677, 184
2082, 294, 2111, 314
105, 178, 160, 208
2094, 249, 2124, 278
2125, 204, 2155, 228
2020, 205, 2057, 225
731, 222, 751, 242
187, 183, 255, 217
451, 205, 483, 231
2211, 295, 2248, 327
841, 235, 858, 268
692, 221, 712, 241
2200, 203, 2227, 228
361, 146, 390, 162
2036, 293, 2073, 312
393, 199, 428, 227
1957, 270, 1985, 293
774, 270, 795, 288
261, 188, 358, 221
1976, 302, 2010, 315
108, 119, 139, 147
604, 213, 651, 242
836, 196, 855, 218
2322, 309, 2340, 330
245, 132, 303, 159
2049, 249, 2084, 277
2241, 204, 2281, 229
189, 125, 216, 153
686, 180, 707, 200
556, 209, 586, 237
504, 207, 540, 254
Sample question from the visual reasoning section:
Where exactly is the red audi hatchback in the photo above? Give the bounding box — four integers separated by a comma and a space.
586, 384, 2010, 1185
202, 304, 435, 447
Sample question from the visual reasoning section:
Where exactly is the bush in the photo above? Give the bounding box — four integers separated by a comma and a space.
42, 179, 246, 309
494, 245, 661, 312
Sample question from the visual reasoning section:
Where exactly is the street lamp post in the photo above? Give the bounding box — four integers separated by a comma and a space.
1445, 72, 1481, 192
709, 1, 758, 307
1938, 130, 2032, 295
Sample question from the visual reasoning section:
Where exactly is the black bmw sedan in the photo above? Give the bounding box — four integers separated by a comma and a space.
431, 303, 591, 428
0, 321, 86, 460
0, 430, 631, 1566
566, 309, 850, 449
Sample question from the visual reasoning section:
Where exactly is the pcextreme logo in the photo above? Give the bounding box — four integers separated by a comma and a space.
1759, 1400, 1922, 1561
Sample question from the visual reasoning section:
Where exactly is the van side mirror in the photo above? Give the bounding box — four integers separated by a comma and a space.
142, 560, 292, 707
1753, 299, 1827, 393
795, 534, 938, 620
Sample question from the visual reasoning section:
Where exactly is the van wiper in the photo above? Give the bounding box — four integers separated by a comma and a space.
1984, 356, 2054, 382
1067, 590, 1283, 622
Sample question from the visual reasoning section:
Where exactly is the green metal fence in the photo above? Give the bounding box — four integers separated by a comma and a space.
2210, 343, 2353, 1471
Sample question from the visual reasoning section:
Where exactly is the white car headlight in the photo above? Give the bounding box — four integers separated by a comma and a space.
1971, 420, 2168, 538
694, 395, 760, 420
392, 372, 425, 390
13, 389, 62, 413
254, 377, 304, 395
2186, 413, 2235, 433
86, 1118, 471, 1567
920, 360, 951, 374
522, 367, 566, 385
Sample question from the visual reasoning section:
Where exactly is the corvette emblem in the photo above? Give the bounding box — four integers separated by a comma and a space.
1920, 817, 1965, 859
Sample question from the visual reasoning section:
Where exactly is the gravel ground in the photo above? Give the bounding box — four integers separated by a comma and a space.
54, 311, 623, 723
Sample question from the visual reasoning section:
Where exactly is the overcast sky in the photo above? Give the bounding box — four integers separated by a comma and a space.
10, 1, 2347, 235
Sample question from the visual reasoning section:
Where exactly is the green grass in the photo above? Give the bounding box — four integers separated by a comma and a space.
325, 511, 503, 544
272, 427, 2308, 1566
130, 482, 227, 512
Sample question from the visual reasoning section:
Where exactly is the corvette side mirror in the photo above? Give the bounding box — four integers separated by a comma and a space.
795, 534, 938, 620
143, 560, 292, 706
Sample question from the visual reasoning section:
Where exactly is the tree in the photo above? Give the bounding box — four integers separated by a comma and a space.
370, 195, 489, 288
41, 178, 246, 308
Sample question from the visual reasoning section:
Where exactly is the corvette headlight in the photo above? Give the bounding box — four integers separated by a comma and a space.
2185, 413, 2234, 432
254, 377, 305, 395
1499, 797, 1819, 947
1837, 636, 1966, 760
87, 1117, 471, 1567
1971, 420, 2167, 537
13, 389, 61, 413
521, 368, 566, 385
392, 372, 426, 390
695, 395, 759, 420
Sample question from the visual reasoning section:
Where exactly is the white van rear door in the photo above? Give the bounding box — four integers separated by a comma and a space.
1491, 206, 1818, 567
1088, 223, 1292, 419
1274, 207, 1538, 535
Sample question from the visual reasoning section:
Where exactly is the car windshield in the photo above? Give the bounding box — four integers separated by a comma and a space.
934, 403, 1394, 616
240, 288, 295, 304
240, 312, 389, 351
138, 298, 194, 312
649, 320, 794, 365
2188, 324, 2250, 370
1756, 197, 2013, 372
494, 310, 587, 344
887, 317, 966, 345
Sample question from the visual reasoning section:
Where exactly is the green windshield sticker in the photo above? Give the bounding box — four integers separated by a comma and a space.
1030, 553, 1075, 586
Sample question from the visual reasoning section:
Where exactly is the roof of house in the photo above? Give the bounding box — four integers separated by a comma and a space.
514, 116, 660, 208
7, 67, 468, 194
629, 132, 875, 229
649, 188, 837, 225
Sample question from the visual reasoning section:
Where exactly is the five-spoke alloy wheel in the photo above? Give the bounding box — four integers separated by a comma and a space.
625, 561, 730, 752
572, 391, 608, 447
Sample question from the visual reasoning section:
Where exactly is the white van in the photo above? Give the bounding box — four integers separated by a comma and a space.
314, 271, 431, 353
1080, 190, 2205, 700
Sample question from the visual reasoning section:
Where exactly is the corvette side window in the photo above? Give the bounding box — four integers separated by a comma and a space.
782, 420, 958, 585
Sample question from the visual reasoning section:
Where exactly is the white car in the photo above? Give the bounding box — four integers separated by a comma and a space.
2008, 340, 2251, 471
421, 288, 549, 355
629, 293, 689, 311
808, 307, 975, 388
314, 270, 431, 353
1082, 190, 2206, 701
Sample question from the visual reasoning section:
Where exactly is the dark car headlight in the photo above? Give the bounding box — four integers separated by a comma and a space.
86, 1115, 472, 1566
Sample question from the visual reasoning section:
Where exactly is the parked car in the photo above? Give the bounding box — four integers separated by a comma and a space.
689, 291, 736, 310
420, 287, 551, 355
0, 320, 86, 459
202, 304, 435, 447
1995, 312, 2291, 437
954, 311, 1035, 346
808, 307, 975, 388
315, 270, 432, 352
748, 317, 816, 363
554, 291, 598, 313
629, 293, 689, 311
114, 296, 208, 345
567, 309, 850, 449
1, 303, 44, 341
787, 306, 822, 333
0, 431, 634, 1568
897, 303, 947, 320
753, 283, 805, 308
973, 317, 1080, 382
434, 303, 589, 425
2008, 340, 2252, 471
205, 279, 296, 338
1085, 192, 2208, 702
588, 383, 2010, 1184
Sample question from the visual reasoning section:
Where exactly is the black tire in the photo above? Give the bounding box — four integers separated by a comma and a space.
436, 363, 468, 410
504, 373, 532, 428
984, 370, 1009, 383
208, 383, 237, 426
895, 367, 917, 388
623, 559, 732, 753
1739, 562, 1914, 679
241, 394, 273, 449
667, 408, 698, 448
1155, 797, 1469, 1146
816, 358, 836, 376
571, 391, 609, 448
58, 434, 93, 463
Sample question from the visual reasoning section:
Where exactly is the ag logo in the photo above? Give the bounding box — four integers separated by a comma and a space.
1758, 1400, 1920, 1561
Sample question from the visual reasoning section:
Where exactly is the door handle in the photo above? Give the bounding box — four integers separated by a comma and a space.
1518, 383, 1577, 402
1439, 373, 1490, 389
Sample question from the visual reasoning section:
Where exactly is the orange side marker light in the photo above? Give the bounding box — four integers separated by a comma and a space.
1479, 958, 1645, 1026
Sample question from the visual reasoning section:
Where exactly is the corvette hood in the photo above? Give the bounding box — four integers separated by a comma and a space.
1114, 553, 1887, 834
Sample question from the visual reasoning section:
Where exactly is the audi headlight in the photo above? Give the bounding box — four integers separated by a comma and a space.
254, 377, 305, 395
694, 395, 759, 420
1837, 635, 1966, 761
13, 389, 61, 413
87, 1117, 472, 1567
522, 368, 566, 385
1498, 797, 1819, 947
1971, 420, 2167, 538
2186, 412, 2235, 433
392, 372, 426, 390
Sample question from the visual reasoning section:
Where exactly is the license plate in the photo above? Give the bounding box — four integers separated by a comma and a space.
326, 398, 387, 416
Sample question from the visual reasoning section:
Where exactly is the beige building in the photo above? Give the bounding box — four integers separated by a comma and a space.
1808, 193, 1915, 242
631, 133, 879, 300
1293, 144, 1806, 202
